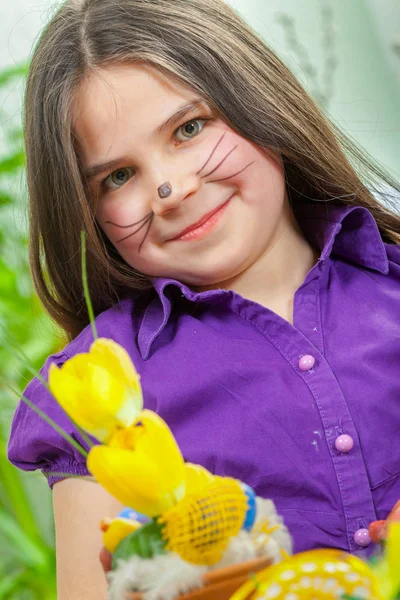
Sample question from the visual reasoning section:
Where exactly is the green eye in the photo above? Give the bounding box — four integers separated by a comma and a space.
176, 119, 206, 141
104, 167, 134, 191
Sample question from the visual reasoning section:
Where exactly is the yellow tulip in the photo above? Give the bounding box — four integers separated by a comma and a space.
87, 410, 185, 516
48, 338, 143, 442
184, 463, 214, 496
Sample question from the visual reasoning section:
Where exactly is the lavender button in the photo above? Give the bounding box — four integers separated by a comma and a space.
335, 434, 354, 453
298, 355, 315, 372
354, 528, 371, 547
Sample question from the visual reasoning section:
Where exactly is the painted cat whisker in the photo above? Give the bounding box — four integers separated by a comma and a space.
106, 212, 152, 229
138, 213, 154, 253
206, 160, 255, 183
115, 213, 154, 243
196, 131, 226, 175
201, 144, 238, 178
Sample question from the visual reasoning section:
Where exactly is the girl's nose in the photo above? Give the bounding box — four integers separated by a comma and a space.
150, 171, 201, 216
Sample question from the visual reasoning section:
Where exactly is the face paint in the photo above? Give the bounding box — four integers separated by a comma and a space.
75, 64, 288, 286
201, 144, 238, 178
101, 135, 233, 252
105, 212, 154, 252
104, 131, 254, 252
196, 131, 226, 175
205, 159, 255, 184
158, 181, 173, 198
197, 131, 255, 183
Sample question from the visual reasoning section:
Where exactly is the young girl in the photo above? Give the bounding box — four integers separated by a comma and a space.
7, 0, 400, 597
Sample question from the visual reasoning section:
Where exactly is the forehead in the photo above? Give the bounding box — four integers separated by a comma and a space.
72, 64, 197, 159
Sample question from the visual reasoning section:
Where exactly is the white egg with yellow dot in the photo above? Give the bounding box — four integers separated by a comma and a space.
230, 548, 383, 600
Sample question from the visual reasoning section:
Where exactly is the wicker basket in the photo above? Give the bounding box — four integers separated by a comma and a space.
126, 556, 271, 600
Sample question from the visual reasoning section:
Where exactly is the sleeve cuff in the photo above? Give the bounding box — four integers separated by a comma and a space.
42, 459, 91, 488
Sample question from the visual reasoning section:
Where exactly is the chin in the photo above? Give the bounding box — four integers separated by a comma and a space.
179, 263, 248, 289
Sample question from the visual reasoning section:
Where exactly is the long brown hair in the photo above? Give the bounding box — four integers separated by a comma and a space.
25, 0, 400, 342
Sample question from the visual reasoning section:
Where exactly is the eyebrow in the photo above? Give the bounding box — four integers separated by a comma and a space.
83, 98, 207, 181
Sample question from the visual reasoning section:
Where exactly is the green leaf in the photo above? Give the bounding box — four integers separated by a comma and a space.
0, 569, 26, 598
0, 508, 49, 570
0, 429, 43, 544
112, 520, 166, 567
0, 64, 27, 87
0, 190, 13, 206
0, 152, 25, 175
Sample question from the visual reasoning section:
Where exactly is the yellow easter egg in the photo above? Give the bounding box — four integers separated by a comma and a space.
231, 548, 383, 600
103, 517, 142, 553
159, 477, 247, 566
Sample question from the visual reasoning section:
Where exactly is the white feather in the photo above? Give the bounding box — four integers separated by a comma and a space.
108, 553, 207, 600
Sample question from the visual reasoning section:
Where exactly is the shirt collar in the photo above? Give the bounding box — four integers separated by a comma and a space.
293, 201, 388, 273
137, 203, 389, 359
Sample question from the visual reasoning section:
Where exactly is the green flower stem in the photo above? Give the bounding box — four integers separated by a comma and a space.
81, 230, 98, 341
2, 378, 88, 459
74, 425, 95, 450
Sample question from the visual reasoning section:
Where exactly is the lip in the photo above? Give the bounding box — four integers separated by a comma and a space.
170, 195, 233, 242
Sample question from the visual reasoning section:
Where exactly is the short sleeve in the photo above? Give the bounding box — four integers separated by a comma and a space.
7, 351, 91, 488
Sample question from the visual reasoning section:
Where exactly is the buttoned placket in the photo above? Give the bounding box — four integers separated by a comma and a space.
243, 257, 377, 553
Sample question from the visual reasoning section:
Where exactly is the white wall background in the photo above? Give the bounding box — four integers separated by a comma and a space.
1, 0, 400, 179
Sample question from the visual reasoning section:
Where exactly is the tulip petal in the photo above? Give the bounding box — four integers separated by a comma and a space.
88, 444, 184, 517
49, 363, 123, 441
48, 364, 83, 417
47, 339, 144, 442
132, 411, 183, 466
184, 463, 214, 496
90, 338, 143, 410
60, 353, 91, 379
88, 411, 186, 516
84, 363, 127, 415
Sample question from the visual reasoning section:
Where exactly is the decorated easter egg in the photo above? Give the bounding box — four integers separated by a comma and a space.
101, 517, 142, 553
232, 548, 383, 600
118, 507, 150, 524
240, 483, 257, 532
159, 477, 248, 565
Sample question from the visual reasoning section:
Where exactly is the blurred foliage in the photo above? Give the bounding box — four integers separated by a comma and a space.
0, 64, 58, 599
275, 0, 337, 111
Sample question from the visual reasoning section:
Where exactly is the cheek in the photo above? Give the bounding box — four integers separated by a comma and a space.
255, 156, 286, 199
230, 139, 286, 203
96, 198, 147, 251
208, 128, 284, 186
218, 134, 256, 176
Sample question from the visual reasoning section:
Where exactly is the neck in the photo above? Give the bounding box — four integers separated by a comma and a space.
198, 205, 318, 324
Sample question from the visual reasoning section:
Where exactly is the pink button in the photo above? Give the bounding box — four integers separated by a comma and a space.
298, 355, 315, 371
354, 528, 371, 547
335, 434, 354, 453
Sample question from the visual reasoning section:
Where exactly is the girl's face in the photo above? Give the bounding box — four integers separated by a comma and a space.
74, 64, 289, 286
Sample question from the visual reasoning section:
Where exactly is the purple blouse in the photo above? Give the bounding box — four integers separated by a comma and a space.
8, 202, 400, 556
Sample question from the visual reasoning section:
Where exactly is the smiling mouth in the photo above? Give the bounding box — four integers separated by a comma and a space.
170, 195, 234, 242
